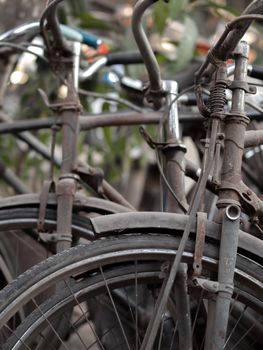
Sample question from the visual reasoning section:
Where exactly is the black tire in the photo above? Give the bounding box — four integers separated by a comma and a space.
0, 198, 103, 346
0, 233, 262, 349
0, 206, 94, 287
0, 194, 129, 284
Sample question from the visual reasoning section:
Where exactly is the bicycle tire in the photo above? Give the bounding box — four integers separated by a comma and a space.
0, 194, 130, 284
0, 233, 262, 349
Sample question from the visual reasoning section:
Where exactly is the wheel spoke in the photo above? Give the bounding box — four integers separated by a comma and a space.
37, 331, 58, 350
99, 266, 131, 350
32, 298, 70, 350
224, 305, 247, 347
63, 279, 105, 350
157, 315, 165, 350
192, 289, 204, 336
61, 309, 87, 350
135, 260, 139, 350
168, 320, 178, 350
228, 292, 240, 315
3, 324, 32, 350
0, 234, 261, 350
229, 321, 256, 350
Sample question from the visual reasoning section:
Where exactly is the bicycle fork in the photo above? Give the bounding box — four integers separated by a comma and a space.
205, 41, 250, 350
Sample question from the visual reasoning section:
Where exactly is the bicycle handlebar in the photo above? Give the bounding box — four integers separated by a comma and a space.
248, 64, 263, 80
106, 51, 146, 66
132, 0, 164, 110
0, 22, 102, 49
0, 23, 39, 43
80, 51, 146, 81
40, 0, 68, 55
220, 0, 263, 61
196, 0, 263, 83
4, 1, 263, 99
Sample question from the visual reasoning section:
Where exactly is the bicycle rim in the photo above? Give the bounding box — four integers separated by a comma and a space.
0, 234, 262, 349
0, 206, 95, 286
0, 193, 130, 285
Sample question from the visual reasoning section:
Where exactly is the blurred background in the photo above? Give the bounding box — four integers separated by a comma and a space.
0, 0, 261, 208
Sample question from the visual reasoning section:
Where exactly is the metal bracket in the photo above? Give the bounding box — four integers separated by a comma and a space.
159, 261, 170, 279
139, 126, 168, 150
38, 88, 82, 113
38, 232, 59, 244
193, 212, 207, 277
38, 232, 71, 253
139, 126, 186, 153
219, 180, 262, 219
74, 165, 105, 197
143, 84, 167, 111
228, 80, 256, 94
192, 278, 234, 295
37, 180, 56, 232
193, 278, 219, 293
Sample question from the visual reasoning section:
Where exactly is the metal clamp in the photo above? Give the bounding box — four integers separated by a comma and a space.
38, 88, 82, 113
219, 180, 262, 219
192, 278, 234, 295
139, 126, 169, 150
193, 278, 219, 293
228, 80, 256, 94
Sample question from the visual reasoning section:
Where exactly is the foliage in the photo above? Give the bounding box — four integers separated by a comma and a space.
77, 12, 111, 31
153, 0, 190, 33
0, 0, 260, 198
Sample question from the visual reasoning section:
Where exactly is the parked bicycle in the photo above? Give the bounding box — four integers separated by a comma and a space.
0, 0, 263, 349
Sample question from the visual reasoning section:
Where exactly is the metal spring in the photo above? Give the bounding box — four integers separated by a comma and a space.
209, 82, 227, 115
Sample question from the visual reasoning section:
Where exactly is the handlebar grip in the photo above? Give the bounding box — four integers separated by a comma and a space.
60, 25, 100, 48
248, 65, 263, 80
106, 52, 145, 66
75, 29, 101, 48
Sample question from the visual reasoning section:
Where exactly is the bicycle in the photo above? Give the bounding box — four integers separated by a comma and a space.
0, 0, 263, 349
0, 7, 204, 284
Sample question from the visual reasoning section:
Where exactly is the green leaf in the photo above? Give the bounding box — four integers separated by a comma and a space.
190, 0, 239, 17
206, 0, 239, 16
153, 1, 170, 33
78, 12, 111, 30
103, 127, 112, 149
153, 0, 190, 33
169, 0, 190, 19
173, 16, 198, 72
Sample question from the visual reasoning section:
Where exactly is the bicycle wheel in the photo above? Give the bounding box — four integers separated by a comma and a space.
0, 233, 262, 349
0, 193, 130, 287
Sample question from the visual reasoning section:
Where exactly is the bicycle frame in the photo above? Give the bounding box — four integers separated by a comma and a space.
131, 0, 263, 349
0, 1, 263, 348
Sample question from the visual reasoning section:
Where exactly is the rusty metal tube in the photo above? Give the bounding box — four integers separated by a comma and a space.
40, 0, 67, 53
218, 42, 250, 207
196, 0, 263, 84
244, 129, 263, 148
132, 0, 162, 93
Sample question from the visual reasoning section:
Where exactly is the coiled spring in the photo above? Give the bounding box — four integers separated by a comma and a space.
209, 82, 227, 117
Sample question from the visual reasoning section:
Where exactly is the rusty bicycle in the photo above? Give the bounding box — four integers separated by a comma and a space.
0, 0, 262, 349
